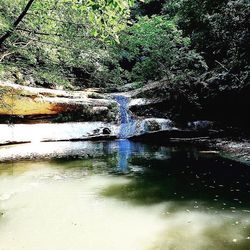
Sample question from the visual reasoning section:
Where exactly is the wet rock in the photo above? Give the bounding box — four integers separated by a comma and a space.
93, 129, 101, 134
103, 128, 111, 135
144, 119, 161, 132
93, 106, 109, 114
129, 98, 162, 108
144, 118, 175, 132
187, 121, 214, 131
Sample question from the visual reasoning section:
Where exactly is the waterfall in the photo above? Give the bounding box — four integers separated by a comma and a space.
114, 95, 131, 124
114, 95, 176, 139
114, 95, 136, 138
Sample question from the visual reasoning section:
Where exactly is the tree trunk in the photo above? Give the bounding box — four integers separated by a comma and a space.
0, 0, 36, 47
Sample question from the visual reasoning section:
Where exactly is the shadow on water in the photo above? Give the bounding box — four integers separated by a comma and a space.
95, 140, 250, 212
97, 140, 250, 249
1, 139, 250, 213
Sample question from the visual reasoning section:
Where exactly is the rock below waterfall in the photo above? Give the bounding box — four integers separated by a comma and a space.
143, 118, 175, 132
144, 119, 161, 131
103, 128, 111, 134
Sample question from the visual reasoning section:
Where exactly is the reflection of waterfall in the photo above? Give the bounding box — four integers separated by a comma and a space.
116, 139, 147, 173
117, 139, 131, 173
114, 95, 136, 139
116, 139, 170, 173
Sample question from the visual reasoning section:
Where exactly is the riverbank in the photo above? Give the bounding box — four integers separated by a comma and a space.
170, 137, 250, 166
1, 133, 250, 166
130, 130, 250, 166
210, 139, 250, 165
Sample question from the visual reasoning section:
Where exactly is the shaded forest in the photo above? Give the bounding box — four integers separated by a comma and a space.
0, 0, 249, 129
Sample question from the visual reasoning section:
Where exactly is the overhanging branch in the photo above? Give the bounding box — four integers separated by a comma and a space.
0, 0, 36, 47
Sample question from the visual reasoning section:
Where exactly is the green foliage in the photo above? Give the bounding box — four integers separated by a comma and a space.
173, 0, 250, 121
116, 15, 207, 82
35, 69, 73, 89
116, 0, 249, 126
0, 0, 133, 89
162, 0, 250, 87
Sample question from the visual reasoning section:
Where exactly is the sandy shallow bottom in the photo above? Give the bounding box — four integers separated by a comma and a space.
0, 159, 250, 250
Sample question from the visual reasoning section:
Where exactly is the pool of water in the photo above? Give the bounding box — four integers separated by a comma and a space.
0, 140, 250, 250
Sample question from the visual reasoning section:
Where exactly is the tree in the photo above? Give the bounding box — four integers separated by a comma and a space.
116, 15, 206, 83
0, 0, 36, 47
0, 0, 134, 88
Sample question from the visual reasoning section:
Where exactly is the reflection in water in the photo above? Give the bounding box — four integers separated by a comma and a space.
117, 139, 130, 173
0, 140, 250, 250
116, 139, 148, 173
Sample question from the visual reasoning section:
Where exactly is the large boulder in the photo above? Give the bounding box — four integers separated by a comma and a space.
143, 118, 175, 132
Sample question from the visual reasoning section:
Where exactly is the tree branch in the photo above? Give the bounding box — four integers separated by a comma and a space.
0, 40, 33, 62
0, 0, 36, 47
17, 28, 63, 37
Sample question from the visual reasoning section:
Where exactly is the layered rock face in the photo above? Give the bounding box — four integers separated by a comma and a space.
0, 81, 117, 122
0, 81, 218, 146
0, 81, 177, 145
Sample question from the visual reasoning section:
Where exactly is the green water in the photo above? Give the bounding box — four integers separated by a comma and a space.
0, 140, 250, 250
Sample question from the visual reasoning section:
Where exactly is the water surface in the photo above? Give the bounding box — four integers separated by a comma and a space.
0, 140, 250, 250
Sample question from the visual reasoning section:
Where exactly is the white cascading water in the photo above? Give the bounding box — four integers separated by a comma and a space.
114, 95, 136, 138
